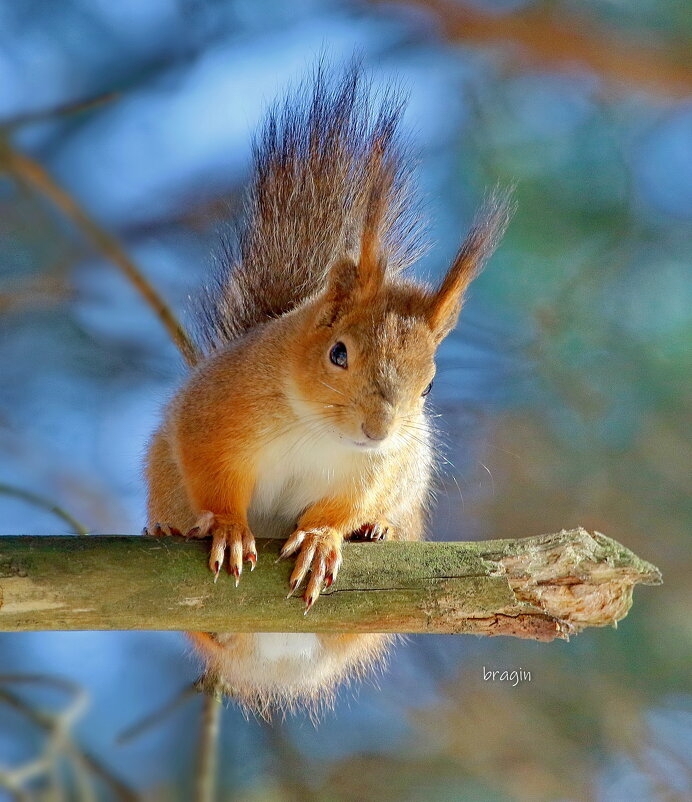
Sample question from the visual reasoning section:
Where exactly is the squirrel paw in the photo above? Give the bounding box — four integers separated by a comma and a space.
142, 522, 182, 538
279, 528, 343, 613
351, 519, 391, 542
186, 511, 257, 585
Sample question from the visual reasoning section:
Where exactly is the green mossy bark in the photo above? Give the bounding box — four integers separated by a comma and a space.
0, 529, 661, 638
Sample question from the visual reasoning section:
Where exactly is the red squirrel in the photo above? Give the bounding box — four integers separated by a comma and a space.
144, 67, 512, 716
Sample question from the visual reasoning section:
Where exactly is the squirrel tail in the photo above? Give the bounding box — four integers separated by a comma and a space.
195, 62, 426, 352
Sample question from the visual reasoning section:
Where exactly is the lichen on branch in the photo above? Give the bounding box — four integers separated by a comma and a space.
0, 529, 660, 637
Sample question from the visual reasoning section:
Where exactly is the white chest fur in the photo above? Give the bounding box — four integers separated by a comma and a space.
246, 400, 368, 663
254, 633, 321, 661
248, 416, 365, 538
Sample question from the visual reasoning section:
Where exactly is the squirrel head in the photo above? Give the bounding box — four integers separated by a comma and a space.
288, 179, 513, 452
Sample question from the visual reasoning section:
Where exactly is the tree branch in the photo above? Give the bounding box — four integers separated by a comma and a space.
0, 143, 201, 367
377, 0, 692, 99
194, 687, 222, 802
0, 529, 660, 638
0, 484, 89, 537
0, 90, 119, 130
0, 687, 138, 802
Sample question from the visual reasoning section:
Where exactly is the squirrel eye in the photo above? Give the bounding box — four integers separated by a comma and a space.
329, 341, 348, 369
422, 381, 433, 397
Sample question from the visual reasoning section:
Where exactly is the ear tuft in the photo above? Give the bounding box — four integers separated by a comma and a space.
320, 257, 359, 325
356, 141, 395, 301
428, 187, 515, 341
319, 152, 394, 325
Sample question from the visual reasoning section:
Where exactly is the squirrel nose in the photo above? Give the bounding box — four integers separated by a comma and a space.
361, 422, 387, 442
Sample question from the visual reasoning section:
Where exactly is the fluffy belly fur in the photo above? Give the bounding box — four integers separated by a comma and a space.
254, 633, 321, 661
147, 420, 402, 715
244, 425, 367, 665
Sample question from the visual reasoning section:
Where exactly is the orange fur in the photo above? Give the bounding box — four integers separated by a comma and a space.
144, 67, 513, 716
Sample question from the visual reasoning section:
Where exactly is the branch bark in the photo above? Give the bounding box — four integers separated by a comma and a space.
0, 529, 660, 639
194, 688, 222, 802
377, 0, 692, 99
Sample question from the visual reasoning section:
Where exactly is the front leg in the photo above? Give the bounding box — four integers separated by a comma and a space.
178, 463, 257, 585
279, 497, 379, 612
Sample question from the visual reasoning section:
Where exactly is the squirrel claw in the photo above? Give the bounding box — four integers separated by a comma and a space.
143, 522, 183, 538
279, 529, 306, 560
284, 529, 342, 609
145, 515, 256, 583
183, 511, 256, 584
351, 520, 390, 542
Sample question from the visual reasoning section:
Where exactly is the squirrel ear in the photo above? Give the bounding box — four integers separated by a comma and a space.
427, 190, 515, 342
320, 257, 360, 325
355, 153, 391, 303
320, 160, 393, 324
325, 257, 360, 305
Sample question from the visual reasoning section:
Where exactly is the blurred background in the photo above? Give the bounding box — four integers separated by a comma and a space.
0, 1, 690, 800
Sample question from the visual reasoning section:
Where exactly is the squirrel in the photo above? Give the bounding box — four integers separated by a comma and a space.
143, 66, 513, 717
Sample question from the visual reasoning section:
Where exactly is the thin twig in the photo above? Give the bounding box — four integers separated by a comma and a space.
0, 273, 71, 314
0, 776, 31, 802
117, 683, 198, 745
0, 675, 112, 802
263, 721, 321, 802
374, 0, 692, 99
0, 688, 138, 802
195, 685, 223, 802
0, 483, 89, 536
1, 91, 119, 130
0, 144, 201, 366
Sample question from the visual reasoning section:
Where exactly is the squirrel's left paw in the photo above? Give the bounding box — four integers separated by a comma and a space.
186, 511, 257, 585
279, 528, 343, 613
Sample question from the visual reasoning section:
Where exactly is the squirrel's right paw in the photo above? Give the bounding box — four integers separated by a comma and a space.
279, 528, 343, 613
186, 511, 257, 585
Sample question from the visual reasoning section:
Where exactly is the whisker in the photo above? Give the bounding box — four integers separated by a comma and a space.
281, 392, 349, 410
258, 410, 336, 449
450, 473, 465, 513
478, 461, 496, 496
317, 379, 347, 397
483, 443, 521, 461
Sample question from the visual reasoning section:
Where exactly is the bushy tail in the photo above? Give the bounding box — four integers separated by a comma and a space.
196, 64, 426, 351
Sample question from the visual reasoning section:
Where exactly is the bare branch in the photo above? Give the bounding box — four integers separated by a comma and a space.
0, 484, 89, 536
375, 0, 692, 99
0, 91, 119, 130
0, 530, 661, 637
0, 144, 201, 366
117, 683, 198, 745
195, 685, 222, 802
0, 274, 71, 315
